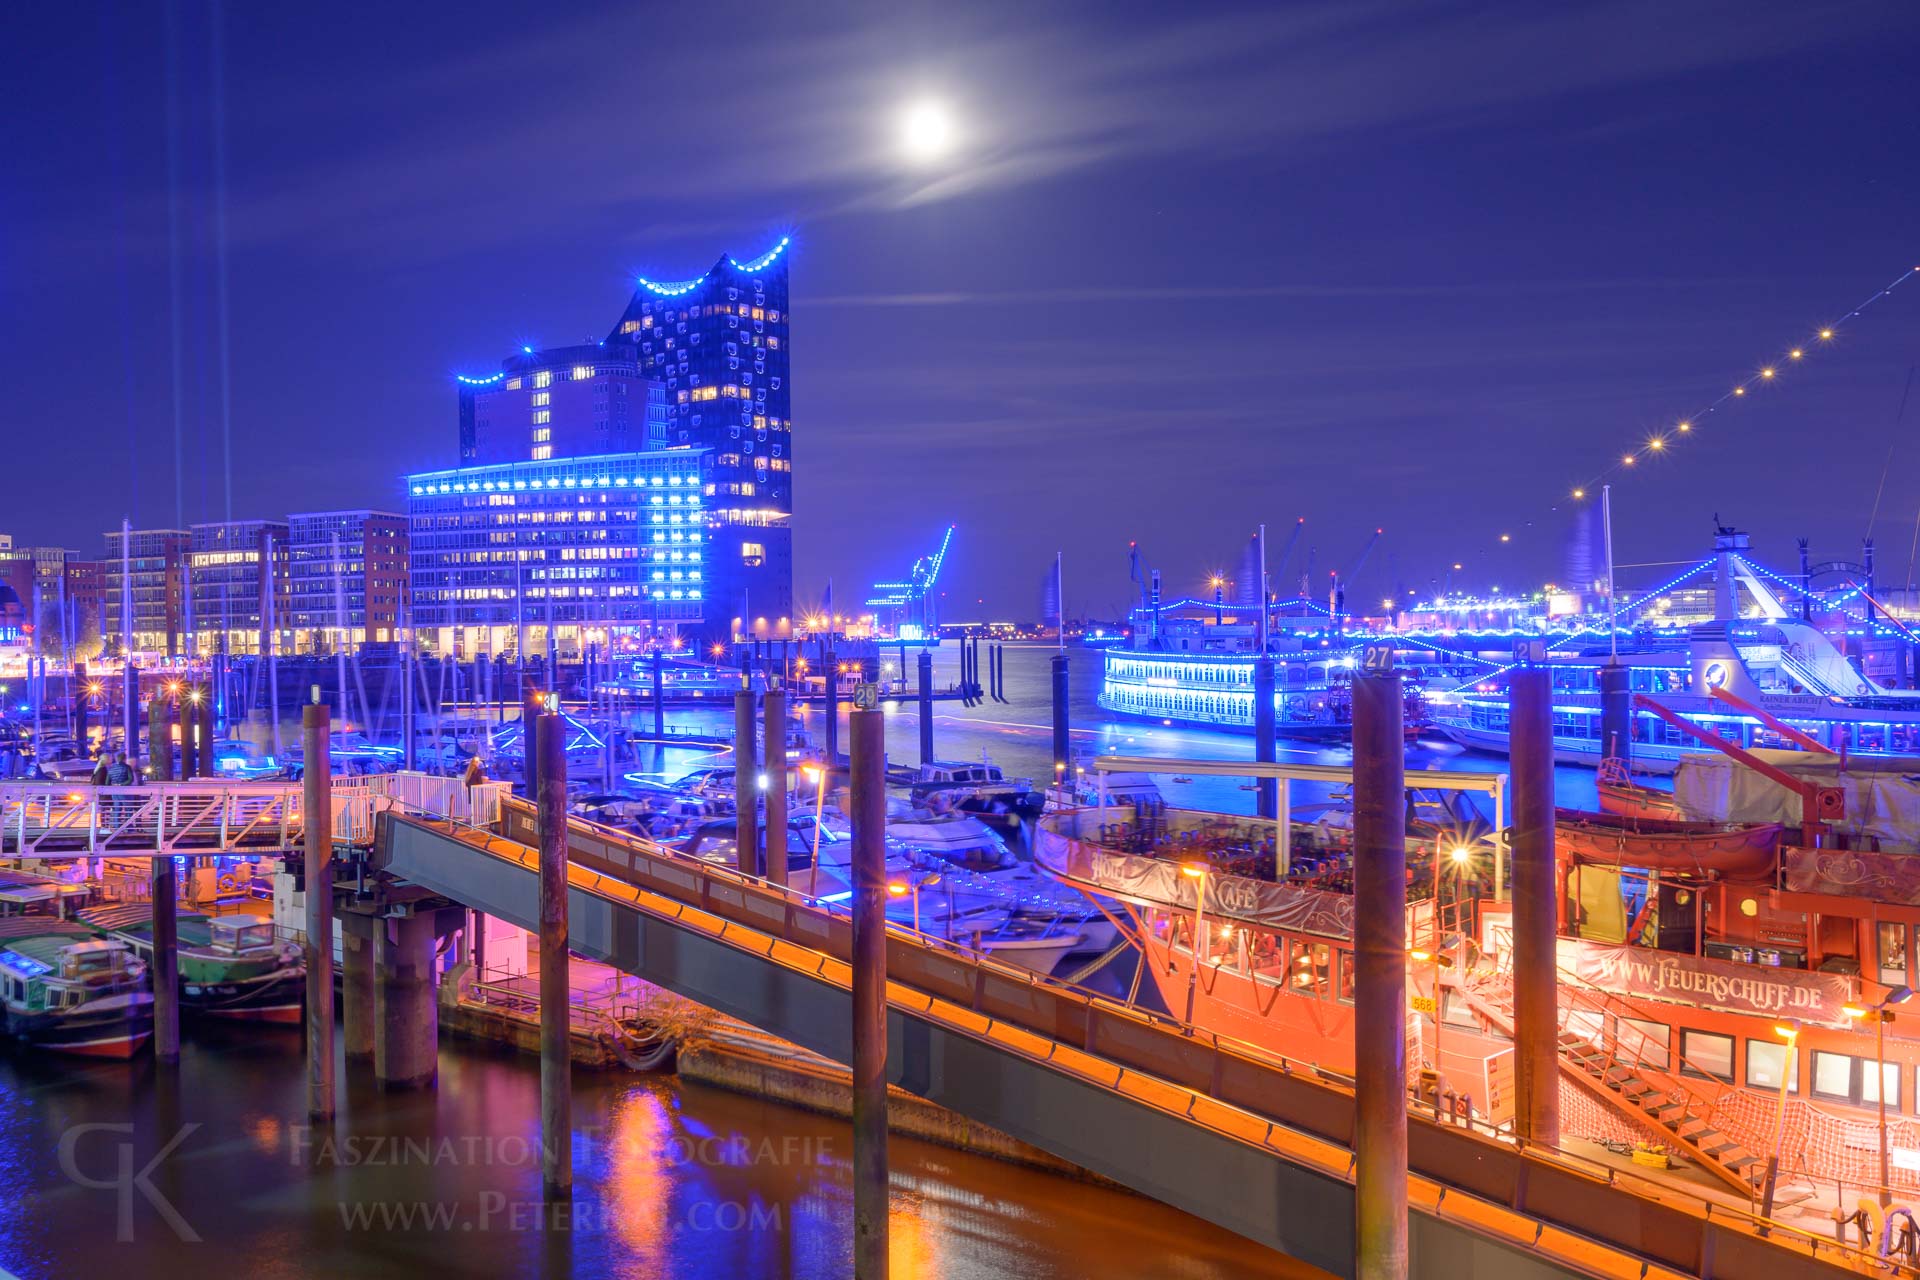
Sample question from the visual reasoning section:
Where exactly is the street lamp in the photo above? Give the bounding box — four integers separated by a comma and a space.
800, 763, 829, 889
1845, 986, 1914, 1206
1761, 1020, 1800, 1225
888, 871, 941, 935
1181, 862, 1208, 1029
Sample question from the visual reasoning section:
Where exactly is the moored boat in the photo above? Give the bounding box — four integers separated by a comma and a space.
80, 904, 305, 1023
0, 917, 153, 1057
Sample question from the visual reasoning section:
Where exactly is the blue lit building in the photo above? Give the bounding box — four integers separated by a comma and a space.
457, 342, 667, 466
406, 451, 710, 658
607, 236, 793, 640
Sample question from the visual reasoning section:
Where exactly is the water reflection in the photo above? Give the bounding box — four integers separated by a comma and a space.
0, 1029, 1316, 1278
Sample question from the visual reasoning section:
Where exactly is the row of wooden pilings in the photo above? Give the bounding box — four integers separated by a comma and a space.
279, 691, 895, 1276
212, 660, 1557, 1280
1352, 661, 1559, 1280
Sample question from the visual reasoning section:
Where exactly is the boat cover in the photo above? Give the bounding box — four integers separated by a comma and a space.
1670, 749, 1920, 848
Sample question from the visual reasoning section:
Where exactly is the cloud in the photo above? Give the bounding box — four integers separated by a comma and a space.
81, 0, 1883, 265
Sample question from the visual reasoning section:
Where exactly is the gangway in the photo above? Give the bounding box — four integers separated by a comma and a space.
373, 798, 1885, 1280
0, 775, 504, 858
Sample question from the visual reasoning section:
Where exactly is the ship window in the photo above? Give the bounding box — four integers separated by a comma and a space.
1679, 1030, 1734, 1083
1616, 1017, 1670, 1069
1309, 943, 1333, 998
1335, 950, 1354, 1004
1745, 1039, 1799, 1091
1812, 1051, 1900, 1108
1879, 923, 1910, 987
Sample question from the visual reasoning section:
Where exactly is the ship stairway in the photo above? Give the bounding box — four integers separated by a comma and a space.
1776, 651, 1848, 699
1458, 965, 1770, 1198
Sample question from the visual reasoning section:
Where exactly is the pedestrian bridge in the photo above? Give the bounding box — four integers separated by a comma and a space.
1, 775, 1897, 1278
0, 775, 505, 858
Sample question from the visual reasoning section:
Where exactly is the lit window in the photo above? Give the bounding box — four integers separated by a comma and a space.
532, 429, 551, 443
531, 446, 552, 461
741, 542, 765, 567
532, 410, 551, 425
572, 365, 593, 381
531, 392, 550, 407
533, 370, 553, 389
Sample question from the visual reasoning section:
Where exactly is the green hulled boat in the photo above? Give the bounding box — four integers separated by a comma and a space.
79, 905, 304, 1024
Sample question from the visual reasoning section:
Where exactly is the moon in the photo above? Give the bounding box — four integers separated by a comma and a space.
899, 99, 957, 162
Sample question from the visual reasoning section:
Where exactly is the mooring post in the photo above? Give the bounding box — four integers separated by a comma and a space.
850, 706, 889, 1279
149, 697, 173, 782
1050, 652, 1071, 796
1253, 656, 1277, 820
916, 650, 935, 765
195, 698, 214, 779
1510, 666, 1561, 1148
651, 649, 665, 738
764, 689, 788, 887
734, 687, 759, 876
823, 649, 840, 764
1351, 666, 1407, 1280
151, 853, 179, 1065
302, 701, 335, 1120
536, 712, 572, 1201
1599, 661, 1632, 769
522, 689, 544, 800
340, 912, 378, 1063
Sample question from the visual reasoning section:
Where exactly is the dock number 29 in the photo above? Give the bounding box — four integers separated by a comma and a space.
1361, 643, 1396, 674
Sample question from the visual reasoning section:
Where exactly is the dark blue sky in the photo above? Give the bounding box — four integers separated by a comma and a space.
4, 1, 1918, 618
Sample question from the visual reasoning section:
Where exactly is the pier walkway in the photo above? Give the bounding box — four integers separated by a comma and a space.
0, 775, 1900, 1279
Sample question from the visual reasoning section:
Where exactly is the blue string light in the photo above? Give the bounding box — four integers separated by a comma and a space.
637, 274, 707, 298
638, 235, 792, 297
728, 236, 791, 274
455, 372, 505, 386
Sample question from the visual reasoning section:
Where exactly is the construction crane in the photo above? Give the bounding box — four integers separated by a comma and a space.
867, 525, 956, 640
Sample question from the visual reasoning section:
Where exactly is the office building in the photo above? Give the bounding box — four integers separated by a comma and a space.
458, 343, 668, 465
187, 519, 289, 656
407, 449, 708, 658
286, 511, 408, 653
102, 528, 190, 656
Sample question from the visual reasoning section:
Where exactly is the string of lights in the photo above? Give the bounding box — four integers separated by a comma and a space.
1568, 262, 1919, 500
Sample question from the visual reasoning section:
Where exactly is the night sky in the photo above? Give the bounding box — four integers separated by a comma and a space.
4, 1, 1918, 620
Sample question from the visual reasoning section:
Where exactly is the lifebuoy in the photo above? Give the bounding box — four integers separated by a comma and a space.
218, 875, 239, 893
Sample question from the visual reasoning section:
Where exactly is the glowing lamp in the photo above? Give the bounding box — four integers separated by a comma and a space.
1820, 328, 1834, 340
1180, 863, 1207, 880
887, 882, 908, 897
1448, 846, 1471, 865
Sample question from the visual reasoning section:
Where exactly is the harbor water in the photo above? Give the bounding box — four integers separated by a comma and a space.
0, 1025, 1317, 1279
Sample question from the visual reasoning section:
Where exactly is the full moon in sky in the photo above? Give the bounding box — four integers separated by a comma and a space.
899, 99, 957, 162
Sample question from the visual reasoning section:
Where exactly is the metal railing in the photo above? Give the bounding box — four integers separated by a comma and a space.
0, 774, 509, 857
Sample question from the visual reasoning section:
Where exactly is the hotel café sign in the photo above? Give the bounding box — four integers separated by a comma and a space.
1559, 939, 1852, 1028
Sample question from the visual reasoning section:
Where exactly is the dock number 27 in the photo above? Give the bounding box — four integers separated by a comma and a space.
1361, 643, 1396, 674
